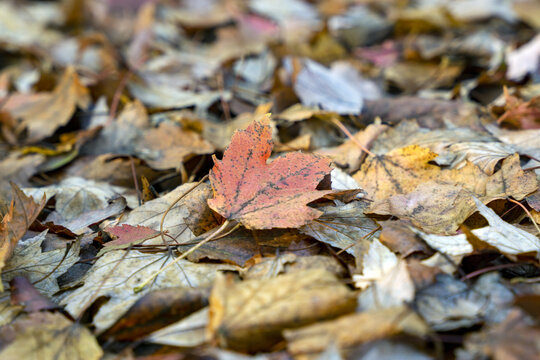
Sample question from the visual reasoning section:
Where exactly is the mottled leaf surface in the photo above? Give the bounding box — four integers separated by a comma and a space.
208, 117, 332, 229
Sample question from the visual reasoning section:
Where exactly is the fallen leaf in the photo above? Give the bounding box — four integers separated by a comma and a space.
208, 117, 333, 229
357, 260, 415, 310
60, 250, 233, 332
103, 224, 160, 248
506, 33, 540, 81
0, 184, 45, 291
285, 58, 364, 114
0, 312, 102, 360
101, 287, 210, 341
137, 122, 214, 170
471, 197, 540, 255
0, 153, 44, 208
9, 276, 59, 313
23, 177, 133, 222
415, 273, 514, 331
353, 238, 398, 290
462, 309, 540, 360
9, 66, 90, 143
2, 231, 80, 297
284, 306, 428, 356
146, 307, 209, 348
300, 201, 379, 255
353, 145, 442, 202
207, 269, 357, 352
242, 254, 347, 280
118, 182, 213, 244
317, 123, 388, 172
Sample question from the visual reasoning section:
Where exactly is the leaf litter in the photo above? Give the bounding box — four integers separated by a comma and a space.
0, 0, 539, 359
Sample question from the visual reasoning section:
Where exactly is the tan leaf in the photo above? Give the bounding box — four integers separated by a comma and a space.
10, 67, 90, 142
138, 122, 214, 170
0, 312, 102, 360
317, 123, 388, 172
284, 306, 428, 356
207, 269, 357, 352
0, 184, 45, 291
61, 250, 234, 332
3, 231, 80, 298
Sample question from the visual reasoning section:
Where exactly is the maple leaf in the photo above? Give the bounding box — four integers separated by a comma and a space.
207, 117, 332, 229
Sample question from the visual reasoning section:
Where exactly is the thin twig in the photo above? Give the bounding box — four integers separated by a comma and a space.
330, 117, 374, 156
134, 219, 236, 293
159, 175, 208, 245
508, 198, 540, 235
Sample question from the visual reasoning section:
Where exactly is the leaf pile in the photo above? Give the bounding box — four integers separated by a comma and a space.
0, 0, 539, 359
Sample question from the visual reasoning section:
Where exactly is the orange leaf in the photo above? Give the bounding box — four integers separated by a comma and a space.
208, 116, 332, 229
0, 184, 46, 276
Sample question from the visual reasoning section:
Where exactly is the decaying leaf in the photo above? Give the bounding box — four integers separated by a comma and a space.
2, 231, 79, 297
138, 122, 214, 170
23, 177, 133, 222
300, 201, 379, 255
284, 306, 428, 356
60, 250, 234, 332
208, 117, 333, 229
0, 184, 45, 291
0, 312, 102, 360
8, 66, 90, 143
146, 307, 209, 348
415, 274, 514, 331
103, 224, 160, 249
101, 287, 210, 341
118, 182, 213, 244
207, 269, 357, 352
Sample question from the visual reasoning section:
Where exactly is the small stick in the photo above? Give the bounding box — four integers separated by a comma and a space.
330, 117, 375, 156
159, 175, 208, 245
134, 219, 234, 293
508, 198, 540, 235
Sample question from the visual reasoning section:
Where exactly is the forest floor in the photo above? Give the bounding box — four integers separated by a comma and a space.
0, 1, 539, 359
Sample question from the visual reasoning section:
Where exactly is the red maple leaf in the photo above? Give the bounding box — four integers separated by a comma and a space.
207, 116, 332, 229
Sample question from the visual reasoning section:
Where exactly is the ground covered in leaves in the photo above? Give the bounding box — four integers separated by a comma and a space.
1, 0, 540, 359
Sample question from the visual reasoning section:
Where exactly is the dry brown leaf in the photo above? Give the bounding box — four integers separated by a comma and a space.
0, 312, 102, 360
0, 184, 45, 291
138, 122, 214, 170
299, 201, 379, 255
61, 250, 234, 332
317, 123, 388, 172
353, 145, 442, 202
368, 154, 537, 234
207, 269, 357, 352
284, 306, 428, 356
242, 254, 347, 280
118, 182, 213, 245
3, 231, 79, 298
9, 66, 90, 142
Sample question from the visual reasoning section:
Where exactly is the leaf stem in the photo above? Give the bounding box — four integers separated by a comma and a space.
159, 175, 208, 245
134, 219, 233, 293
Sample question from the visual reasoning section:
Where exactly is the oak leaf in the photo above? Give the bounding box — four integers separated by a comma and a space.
208, 117, 332, 229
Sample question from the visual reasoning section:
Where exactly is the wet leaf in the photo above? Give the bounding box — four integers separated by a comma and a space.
208, 117, 333, 229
